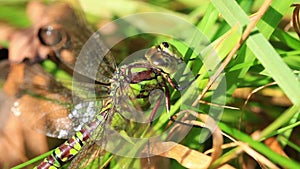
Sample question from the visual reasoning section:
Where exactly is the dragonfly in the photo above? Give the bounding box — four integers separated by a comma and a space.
8, 2, 198, 169
31, 38, 187, 168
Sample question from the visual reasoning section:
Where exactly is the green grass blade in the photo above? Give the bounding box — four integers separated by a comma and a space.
259, 104, 300, 140
219, 122, 300, 168
246, 33, 300, 104
211, 0, 300, 104
273, 28, 300, 50
11, 150, 52, 169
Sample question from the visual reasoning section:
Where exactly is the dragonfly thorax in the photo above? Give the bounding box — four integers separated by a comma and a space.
110, 62, 167, 114
109, 42, 182, 115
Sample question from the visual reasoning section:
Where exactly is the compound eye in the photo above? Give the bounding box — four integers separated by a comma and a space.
159, 42, 175, 57
162, 42, 169, 48
38, 26, 63, 46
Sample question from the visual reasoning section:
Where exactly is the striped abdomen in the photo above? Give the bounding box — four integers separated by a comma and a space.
34, 114, 103, 169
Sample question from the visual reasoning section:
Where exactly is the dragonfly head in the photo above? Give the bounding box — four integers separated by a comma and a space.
145, 42, 183, 74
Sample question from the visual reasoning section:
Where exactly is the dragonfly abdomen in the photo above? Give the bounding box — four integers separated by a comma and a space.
34, 115, 103, 169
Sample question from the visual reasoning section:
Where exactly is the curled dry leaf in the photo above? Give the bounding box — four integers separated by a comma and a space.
152, 142, 234, 169
9, 1, 48, 63
264, 137, 288, 158
292, 4, 300, 38
9, 28, 52, 63
8, 1, 88, 64
163, 110, 225, 168
181, 111, 223, 166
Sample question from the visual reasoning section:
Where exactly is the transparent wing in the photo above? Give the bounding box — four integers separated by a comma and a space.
73, 31, 116, 83
8, 62, 106, 139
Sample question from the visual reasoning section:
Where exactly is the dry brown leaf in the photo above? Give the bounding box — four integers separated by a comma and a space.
167, 110, 225, 168
197, 113, 223, 165
152, 141, 234, 169
9, 27, 52, 63
4, 62, 74, 135
0, 113, 26, 167
141, 156, 170, 169
264, 137, 288, 158
8, 1, 86, 64
0, 113, 48, 168
158, 142, 210, 169
179, 111, 223, 166
219, 132, 279, 169
233, 86, 292, 108
0, 23, 16, 42
0, 63, 50, 167
3, 64, 27, 100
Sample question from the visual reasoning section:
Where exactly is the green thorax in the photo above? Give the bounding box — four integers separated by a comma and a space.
110, 62, 167, 112
109, 42, 183, 113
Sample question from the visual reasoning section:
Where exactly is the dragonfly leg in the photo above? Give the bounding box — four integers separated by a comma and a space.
149, 92, 163, 125
165, 74, 181, 90
162, 87, 194, 126
148, 85, 171, 125
170, 116, 195, 127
